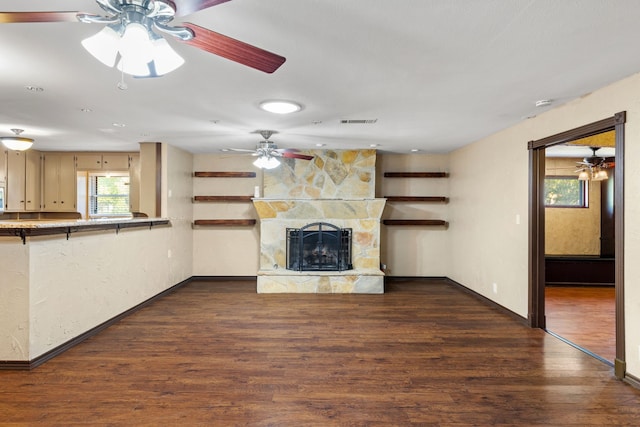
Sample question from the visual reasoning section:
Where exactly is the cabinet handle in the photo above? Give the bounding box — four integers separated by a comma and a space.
61, 201, 64, 204
53, 201, 57, 203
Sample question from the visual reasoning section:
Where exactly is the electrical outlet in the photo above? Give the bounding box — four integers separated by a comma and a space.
492, 283, 498, 294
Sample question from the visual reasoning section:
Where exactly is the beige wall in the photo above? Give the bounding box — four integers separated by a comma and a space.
164, 144, 194, 283
192, 154, 260, 276
545, 157, 601, 255
449, 71, 640, 378
377, 153, 450, 276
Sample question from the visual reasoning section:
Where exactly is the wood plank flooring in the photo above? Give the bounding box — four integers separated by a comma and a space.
1, 279, 639, 426
545, 286, 616, 363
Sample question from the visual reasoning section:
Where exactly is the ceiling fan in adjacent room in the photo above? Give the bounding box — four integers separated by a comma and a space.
225, 130, 314, 169
575, 146, 614, 181
0, 0, 286, 77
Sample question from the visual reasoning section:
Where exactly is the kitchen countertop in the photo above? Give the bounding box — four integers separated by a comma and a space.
0, 217, 170, 243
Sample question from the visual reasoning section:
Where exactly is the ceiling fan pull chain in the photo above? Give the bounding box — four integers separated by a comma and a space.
117, 59, 128, 90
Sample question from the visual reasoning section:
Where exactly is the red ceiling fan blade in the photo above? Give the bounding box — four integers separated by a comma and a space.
0, 11, 81, 23
172, 0, 233, 18
282, 152, 314, 161
181, 22, 286, 73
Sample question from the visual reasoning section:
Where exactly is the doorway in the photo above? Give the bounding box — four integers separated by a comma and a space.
528, 112, 626, 379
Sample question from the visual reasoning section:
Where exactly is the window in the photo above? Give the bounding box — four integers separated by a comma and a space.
89, 174, 130, 216
544, 176, 587, 207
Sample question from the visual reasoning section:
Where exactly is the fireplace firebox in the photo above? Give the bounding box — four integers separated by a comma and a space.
286, 222, 352, 271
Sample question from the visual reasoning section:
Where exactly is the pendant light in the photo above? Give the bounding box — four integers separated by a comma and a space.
0, 129, 34, 151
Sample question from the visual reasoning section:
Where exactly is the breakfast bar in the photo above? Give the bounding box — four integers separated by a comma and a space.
0, 217, 174, 369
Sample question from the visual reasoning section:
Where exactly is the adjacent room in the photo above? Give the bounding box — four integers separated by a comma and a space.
1, 1, 640, 424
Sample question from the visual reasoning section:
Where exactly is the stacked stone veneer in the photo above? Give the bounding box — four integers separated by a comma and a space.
253, 149, 386, 293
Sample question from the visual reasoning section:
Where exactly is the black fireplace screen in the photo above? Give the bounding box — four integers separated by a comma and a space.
286, 222, 352, 271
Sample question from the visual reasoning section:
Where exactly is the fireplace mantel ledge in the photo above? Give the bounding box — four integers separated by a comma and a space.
258, 268, 384, 276
252, 198, 387, 201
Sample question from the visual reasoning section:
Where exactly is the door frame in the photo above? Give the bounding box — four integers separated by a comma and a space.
527, 111, 626, 378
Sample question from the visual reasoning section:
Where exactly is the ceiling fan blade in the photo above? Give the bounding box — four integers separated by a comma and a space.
181, 23, 286, 73
0, 11, 81, 23
282, 152, 314, 161
173, 0, 233, 17
226, 148, 257, 153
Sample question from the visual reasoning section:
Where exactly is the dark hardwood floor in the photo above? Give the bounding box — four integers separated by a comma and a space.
1, 279, 639, 426
545, 286, 616, 363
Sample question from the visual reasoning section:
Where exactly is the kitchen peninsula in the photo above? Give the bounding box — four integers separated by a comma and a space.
0, 216, 172, 368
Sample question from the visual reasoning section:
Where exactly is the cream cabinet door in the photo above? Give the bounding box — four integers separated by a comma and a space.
57, 153, 76, 210
102, 154, 130, 170
6, 150, 25, 211
0, 149, 6, 183
24, 150, 41, 211
75, 154, 103, 170
43, 153, 76, 212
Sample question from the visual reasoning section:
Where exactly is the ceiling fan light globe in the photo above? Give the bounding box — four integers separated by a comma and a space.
594, 170, 608, 181
151, 38, 185, 75
578, 170, 589, 181
119, 23, 154, 63
81, 25, 120, 67
253, 156, 280, 169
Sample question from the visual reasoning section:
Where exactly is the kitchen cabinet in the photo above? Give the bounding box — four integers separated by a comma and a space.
76, 153, 130, 170
0, 149, 6, 183
5, 149, 41, 212
128, 153, 140, 213
24, 150, 41, 211
42, 152, 76, 212
6, 150, 25, 211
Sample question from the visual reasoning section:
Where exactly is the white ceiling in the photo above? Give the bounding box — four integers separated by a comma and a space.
1, 0, 640, 154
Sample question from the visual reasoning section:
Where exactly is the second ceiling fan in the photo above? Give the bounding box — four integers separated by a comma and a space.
226, 130, 314, 169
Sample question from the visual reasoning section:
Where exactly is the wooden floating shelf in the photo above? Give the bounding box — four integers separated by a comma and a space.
193, 195, 254, 202
383, 219, 448, 227
384, 172, 448, 178
194, 171, 257, 178
193, 219, 256, 226
385, 196, 448, 203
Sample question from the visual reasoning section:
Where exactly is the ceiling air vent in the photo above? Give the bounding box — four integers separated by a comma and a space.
340, 119, 378, 124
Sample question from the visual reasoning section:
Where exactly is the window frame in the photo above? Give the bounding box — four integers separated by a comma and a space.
543, 175, 588, 208
88, 172, 131, 217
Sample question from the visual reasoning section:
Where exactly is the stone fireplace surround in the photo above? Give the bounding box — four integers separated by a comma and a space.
253, 149, 386, 293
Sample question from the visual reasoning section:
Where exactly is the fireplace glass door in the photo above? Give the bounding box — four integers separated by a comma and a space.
287, 222, 352, 271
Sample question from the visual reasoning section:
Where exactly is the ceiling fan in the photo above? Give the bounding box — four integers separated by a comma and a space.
226, 130, 314, 169
575, 146, 614, 181
0, 0, 286, 77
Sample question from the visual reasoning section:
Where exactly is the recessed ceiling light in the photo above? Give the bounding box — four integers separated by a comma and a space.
315, 143, 325, 147
370, 144, 379, 147
259, 100, 302, 114
535, 99, 552, 108
25, 85, 44, 92
210, 119, 220, 124
410, 148, 420, 152
80, 108, 93, 113
112, 122, 126, 128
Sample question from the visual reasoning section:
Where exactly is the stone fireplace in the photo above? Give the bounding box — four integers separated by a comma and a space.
253, 149, 386, 293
